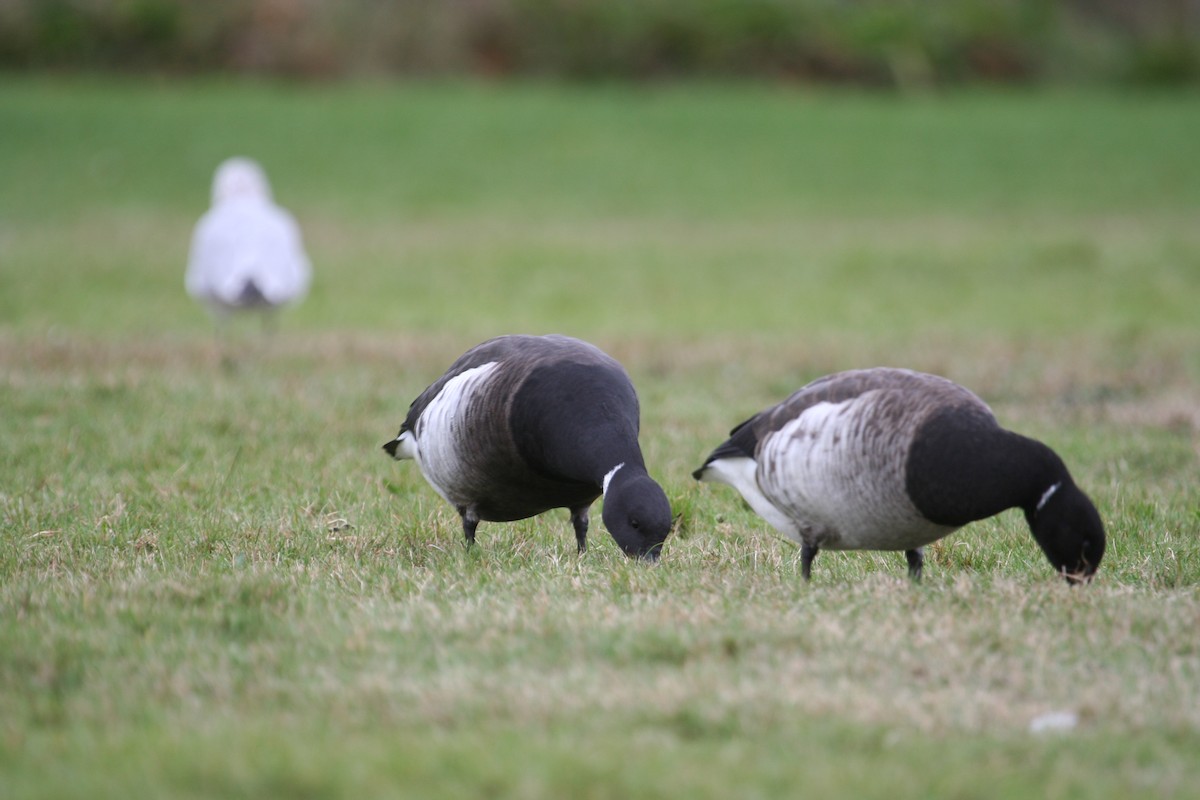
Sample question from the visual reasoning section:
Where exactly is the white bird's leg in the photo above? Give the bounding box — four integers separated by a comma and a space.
905, 548, 924, 581
569, 506, 590, 554
261, 308, 279, 337
801, 543, 819, 581
212, 309, 236, 372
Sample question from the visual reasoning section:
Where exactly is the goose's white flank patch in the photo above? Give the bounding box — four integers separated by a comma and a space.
756, 394, 951, 551
421, 362, 501, 430
412, 362, 502, 502
602, 463, 625, 496
1036, 482, 1062, 513
698, 456, 801, 542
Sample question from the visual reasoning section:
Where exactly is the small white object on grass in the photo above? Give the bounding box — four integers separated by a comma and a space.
185, 157, 311, 322
1029, 710, 1079, 734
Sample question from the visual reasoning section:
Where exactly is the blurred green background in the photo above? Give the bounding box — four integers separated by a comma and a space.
2, 0, 1198, 86
3, 79, 1199, 342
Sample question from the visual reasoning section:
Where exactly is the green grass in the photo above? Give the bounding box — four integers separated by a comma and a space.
1, 78, 1199, 798
3, 78, 1200, 339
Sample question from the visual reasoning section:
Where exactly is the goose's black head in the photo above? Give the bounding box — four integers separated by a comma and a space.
601, 470, 672, 561
1025, 481, 1106, 584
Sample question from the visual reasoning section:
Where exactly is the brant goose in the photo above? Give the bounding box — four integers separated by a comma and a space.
186, 157, 311, 322
383, 335, 672, 560
693, 368, 1105, 583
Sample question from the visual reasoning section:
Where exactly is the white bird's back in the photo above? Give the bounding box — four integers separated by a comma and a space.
186, 158, 311, 313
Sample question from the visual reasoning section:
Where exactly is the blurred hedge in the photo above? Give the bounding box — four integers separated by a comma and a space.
1, 0, 1196, 85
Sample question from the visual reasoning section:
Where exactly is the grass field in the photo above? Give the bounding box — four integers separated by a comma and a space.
2, 78, 1199, 798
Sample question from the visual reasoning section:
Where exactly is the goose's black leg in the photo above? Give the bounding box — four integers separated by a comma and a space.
905, 548, 924, 581
569, 506, 590, 554
801, 543, 819, 581
458, 506, 480, 548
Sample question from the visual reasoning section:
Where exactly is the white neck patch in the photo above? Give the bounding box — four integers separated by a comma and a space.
1036, 482, 1062, 513
602, 463, 625, 496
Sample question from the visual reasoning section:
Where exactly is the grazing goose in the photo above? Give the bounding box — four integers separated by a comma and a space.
186, 157, 311, 324
693, 368, 1105, 583
383, 334, 672, 560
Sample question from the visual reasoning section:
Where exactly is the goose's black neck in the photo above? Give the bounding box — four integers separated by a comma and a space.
603, 458, 655, 492
508, 361, 645, 487
906, 405, 1069, 527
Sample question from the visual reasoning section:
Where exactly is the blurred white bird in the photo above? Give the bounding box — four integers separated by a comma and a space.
186, 157, 311, 327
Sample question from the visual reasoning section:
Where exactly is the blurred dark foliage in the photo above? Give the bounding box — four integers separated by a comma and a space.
0, 0, 1196, 85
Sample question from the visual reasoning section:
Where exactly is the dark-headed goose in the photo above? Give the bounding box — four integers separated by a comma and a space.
693, 368, 1105, 583
384, 334, 672, 560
